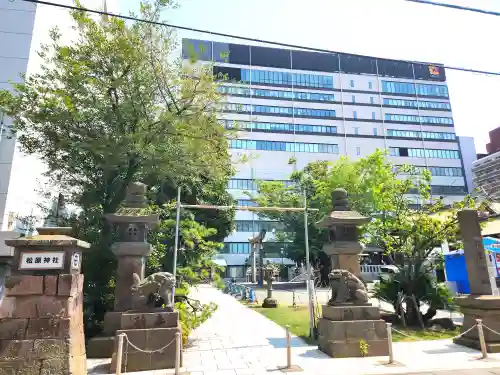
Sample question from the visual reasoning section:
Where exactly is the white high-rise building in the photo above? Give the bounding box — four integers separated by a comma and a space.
0, 0, 118, 232
184, 39, 467, 279
0, 0, 37, 232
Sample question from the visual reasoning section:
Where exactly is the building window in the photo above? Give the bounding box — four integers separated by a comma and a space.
383, 98, 451, 110
353, 111, 357, 119
368, 81, 373, 89
385, 113, 453, 125
372, 112, 376, 120
223, 243, 251, 254
389, 147, 459, 159
218, 86, 335, 103
381, 80, 449, 97
356, 146, 361, 156
240, 69, 334, 89
350, 79, 354, 88
370, 97, 374, 104
221, 120, 337, 135
373, 128, 377, 136
228, 179, 293, 190
223, 103, 336, 119
230, 139, 339, 154
236, 199, 258, 207
396, 166, 463, 177
351, 95, 355, 103
387, 129, 456, 140
354, 127, 359, 135
235, 220, 284, 232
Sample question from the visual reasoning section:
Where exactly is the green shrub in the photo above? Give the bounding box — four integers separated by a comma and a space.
175, 300, 218, 345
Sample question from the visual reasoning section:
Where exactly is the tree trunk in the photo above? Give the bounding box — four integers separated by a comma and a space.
422, 307, 437, 323
404, 296, 422, 327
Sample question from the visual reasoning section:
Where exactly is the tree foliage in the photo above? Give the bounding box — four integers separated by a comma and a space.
253, 150, 403, 266
148, 202, 224, 289
0, 1, 234, 336
255, 151, 481, 326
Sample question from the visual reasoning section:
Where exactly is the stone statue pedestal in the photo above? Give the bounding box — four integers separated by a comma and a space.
318, 305, 389, 358
110, 311, 181, 372
262, 295, 278, 308
454, 296, 500, 352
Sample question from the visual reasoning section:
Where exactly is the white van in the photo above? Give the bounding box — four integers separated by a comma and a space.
379, 265, 399, 281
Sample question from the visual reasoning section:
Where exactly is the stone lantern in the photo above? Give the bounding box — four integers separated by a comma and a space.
316, 188, 370, 278
105, 182, 160, 312
262, 264, 278, 308
87, 182, 160, 358
315, 188, 389, 358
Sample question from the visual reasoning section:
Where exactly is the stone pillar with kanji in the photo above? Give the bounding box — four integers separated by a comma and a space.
0, 227, 89, 374
454, 209, 500, 352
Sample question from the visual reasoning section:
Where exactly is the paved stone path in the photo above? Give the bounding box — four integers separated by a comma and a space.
88, 285, 500, 374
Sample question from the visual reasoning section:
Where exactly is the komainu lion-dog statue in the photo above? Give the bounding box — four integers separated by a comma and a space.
328, 269, 369, 305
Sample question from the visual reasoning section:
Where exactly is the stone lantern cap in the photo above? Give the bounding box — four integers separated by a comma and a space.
4, 227, 90, 249
105, 182, 160, 225
316, 188, 370, 228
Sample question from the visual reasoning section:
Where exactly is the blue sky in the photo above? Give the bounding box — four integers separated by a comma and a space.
122, 0, 500, 153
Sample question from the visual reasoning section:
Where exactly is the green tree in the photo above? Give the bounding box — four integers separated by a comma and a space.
254, 150, 479, 313
147, 202, 224, 289
0, 1, 233, 336
253, 150, 401, 273
367, 165, 478, 326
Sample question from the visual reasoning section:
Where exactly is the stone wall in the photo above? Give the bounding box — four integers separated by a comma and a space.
0, 274, 86, 374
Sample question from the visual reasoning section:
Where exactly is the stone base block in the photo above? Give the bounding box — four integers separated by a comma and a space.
318, 337, 389, 358
454, 295, 500, 352
317, 319, 389, 358
262, 297, 278, 308
454, 336, 500, 353
322, 305, 380, 321
110, 327, 182, 372
86, 336, 115, 358
121, 311, 178, 330
103, 311, 125, 335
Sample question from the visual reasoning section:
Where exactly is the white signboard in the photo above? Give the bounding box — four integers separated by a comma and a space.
71, 253, 81, 270
19, 252, 65, 270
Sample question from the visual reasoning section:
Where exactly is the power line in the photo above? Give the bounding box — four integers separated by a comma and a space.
406, 0, 500, 17
19, 0, 500, 77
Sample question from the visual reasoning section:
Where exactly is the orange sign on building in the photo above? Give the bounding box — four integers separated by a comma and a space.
429, 65, 440, 76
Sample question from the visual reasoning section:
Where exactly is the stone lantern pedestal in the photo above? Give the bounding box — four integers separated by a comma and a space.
0, 227, 89, 374
315, 189, 389, 358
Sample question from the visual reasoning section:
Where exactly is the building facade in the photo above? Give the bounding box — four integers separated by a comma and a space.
0, 0, 119, 233
487, 126, 500, 155
0, 0, 37, 231
458, 136, 477, 194
182, 39, 467, 278
472, 152, 500, 202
